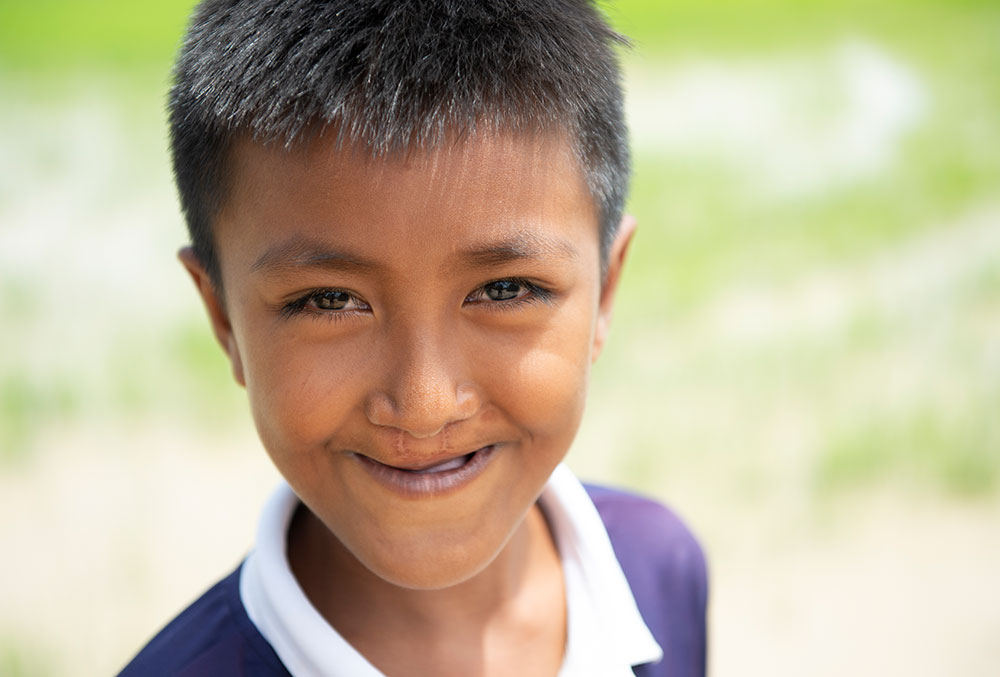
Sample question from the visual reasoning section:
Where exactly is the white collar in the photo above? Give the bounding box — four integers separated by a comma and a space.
239, 463, 662, 676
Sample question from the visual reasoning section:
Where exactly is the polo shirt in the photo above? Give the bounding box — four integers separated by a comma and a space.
119, 465, 707, 676
241, 464, 661, 675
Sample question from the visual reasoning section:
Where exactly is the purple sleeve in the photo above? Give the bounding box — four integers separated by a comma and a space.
587, 485, 709, 677
117, 564, 291, 677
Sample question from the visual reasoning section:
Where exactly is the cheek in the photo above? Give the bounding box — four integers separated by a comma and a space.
484, 300, 596, 450
506, 349, 588, 429
239, 322, 371, 454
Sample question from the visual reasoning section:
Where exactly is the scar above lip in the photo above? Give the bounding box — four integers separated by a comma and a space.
389, 423, 453, 462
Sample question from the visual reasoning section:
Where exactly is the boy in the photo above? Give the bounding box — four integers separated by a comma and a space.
121, 0, 707, 675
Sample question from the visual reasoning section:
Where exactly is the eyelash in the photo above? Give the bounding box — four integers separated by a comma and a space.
279, 278, 553, 320
279, 290, 370, 320
464, 278, 554, 309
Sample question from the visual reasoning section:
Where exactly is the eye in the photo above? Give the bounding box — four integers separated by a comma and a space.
312, 290, 353, 310
483, 279, 526, 301
464, 278, 552, 306
281, 288, 370, 318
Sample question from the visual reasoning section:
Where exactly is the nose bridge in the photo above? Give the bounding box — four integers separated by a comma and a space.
365, 312, 477, 437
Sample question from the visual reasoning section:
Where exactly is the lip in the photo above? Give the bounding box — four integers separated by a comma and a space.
353, 445, 498, 498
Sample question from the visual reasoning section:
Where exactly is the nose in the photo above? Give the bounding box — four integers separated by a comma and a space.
364, 326, 481, 438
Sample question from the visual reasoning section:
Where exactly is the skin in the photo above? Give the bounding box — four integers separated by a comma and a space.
181, 130, 635, 676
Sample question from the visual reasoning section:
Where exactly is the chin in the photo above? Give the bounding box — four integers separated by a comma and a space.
377, 548, 496, 591
352, 532, 506, 591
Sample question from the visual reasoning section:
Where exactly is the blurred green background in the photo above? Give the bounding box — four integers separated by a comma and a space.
1, 1, 998, 675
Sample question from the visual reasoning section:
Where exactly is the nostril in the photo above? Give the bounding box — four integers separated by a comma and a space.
363, 391, 398, 428
455, 383, 480, 416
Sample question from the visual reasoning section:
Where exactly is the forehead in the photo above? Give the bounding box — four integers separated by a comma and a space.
215, 130, 600, 283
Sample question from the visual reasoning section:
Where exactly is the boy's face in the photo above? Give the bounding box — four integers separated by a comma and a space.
184, 131, 633, 589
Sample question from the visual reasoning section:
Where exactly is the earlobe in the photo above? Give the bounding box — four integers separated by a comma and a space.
178, 247, 246, 387
591, 215, 636, 363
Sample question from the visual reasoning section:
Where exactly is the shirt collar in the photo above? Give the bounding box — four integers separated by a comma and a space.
544, 464, 663, 674
240, 463, 662, 676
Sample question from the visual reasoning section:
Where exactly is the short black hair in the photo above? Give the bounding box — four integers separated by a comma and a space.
169, 0, 631, 284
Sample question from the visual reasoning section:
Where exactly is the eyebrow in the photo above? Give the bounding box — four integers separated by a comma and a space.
250, 237, 379, 275
250, 230, 580, 276
454, 232, 580, 267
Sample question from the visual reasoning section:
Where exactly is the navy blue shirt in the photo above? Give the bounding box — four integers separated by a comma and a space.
120, 485, 707, 676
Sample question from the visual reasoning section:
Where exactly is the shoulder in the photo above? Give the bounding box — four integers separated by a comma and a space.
585, 484, 708, 677
586, 484, 707, 582
118, 563, 289, 677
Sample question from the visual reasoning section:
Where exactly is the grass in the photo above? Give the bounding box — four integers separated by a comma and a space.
1, 1, 998, 503
816, 403, 1000, 497
0, 0, 193, 71
0, 635, 53, 677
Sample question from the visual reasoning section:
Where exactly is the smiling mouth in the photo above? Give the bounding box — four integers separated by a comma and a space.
404, 452, 476, 474
354, 445, 497, 498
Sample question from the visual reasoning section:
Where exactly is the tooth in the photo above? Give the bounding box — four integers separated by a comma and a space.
413, 455, 467, 474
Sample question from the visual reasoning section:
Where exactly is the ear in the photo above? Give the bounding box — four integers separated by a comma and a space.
178, 247, 246, 386
592, 215, 637, 363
